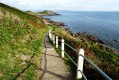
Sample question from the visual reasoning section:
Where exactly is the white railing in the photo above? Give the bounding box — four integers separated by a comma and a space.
48, 30, 112, 80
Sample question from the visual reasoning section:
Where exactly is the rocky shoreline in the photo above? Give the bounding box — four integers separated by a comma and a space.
44, 17, 104, 44
43, 15, 118, 53
44, 18, 66, 26
26, 10, 119, 50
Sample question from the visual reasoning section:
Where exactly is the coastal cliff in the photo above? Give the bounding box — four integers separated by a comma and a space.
42, 11, 119, 79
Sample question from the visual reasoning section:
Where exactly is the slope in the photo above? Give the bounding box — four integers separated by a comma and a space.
0, 2, 48, 80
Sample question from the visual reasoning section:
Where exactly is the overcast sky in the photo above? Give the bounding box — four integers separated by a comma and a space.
0, 0, 119, 11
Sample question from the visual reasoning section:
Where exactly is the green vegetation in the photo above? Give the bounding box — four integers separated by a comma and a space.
0, 2, 49, 80
52, 26, 119, 80
37, 10, 59, 16
25, 11, 37, 16
0, 3, 45, 28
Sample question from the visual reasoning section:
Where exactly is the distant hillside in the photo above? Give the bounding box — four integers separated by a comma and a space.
0, 3, 45, 28
37, 10, 60, 16
0, 2, 48, 80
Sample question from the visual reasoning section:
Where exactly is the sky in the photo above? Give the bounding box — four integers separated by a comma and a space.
0, 0, 119, 11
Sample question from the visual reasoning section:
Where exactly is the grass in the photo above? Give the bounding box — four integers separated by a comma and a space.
0, 2, 49, 80
0, 2, 45, 28
51, 26, 119, 80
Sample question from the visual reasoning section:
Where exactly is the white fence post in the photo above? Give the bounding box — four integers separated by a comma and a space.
56, 36, 58, 48
51, 33, 52, 41
61, 38, 64, 58
76, 49, 84, 79
53, 35, 55, 44
51, 33, 53, 41
49, 30, 52, 40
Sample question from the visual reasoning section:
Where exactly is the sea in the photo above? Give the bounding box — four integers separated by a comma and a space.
44, 11, 119, 51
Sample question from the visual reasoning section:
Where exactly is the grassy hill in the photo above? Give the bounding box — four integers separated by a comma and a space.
0, 3, 45, 28
37, 10, 59, 16
0, 3, 48, 80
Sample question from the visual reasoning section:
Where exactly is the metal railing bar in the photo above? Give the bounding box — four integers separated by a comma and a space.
79, 70, 87, 80
79, 54, 112, 80
58, 45, 61, 49
58, 39, 61, 42
58, 39, 78, 53
64, 42, 79, 53
64, 41, 112, 80
57, 44, 77, 66
64, 51, 77, 66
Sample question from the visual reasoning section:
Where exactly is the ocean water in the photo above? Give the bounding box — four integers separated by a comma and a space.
45, 11, 119, 51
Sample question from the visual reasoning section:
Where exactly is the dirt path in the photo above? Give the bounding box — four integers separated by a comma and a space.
39, 34, 73, 80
